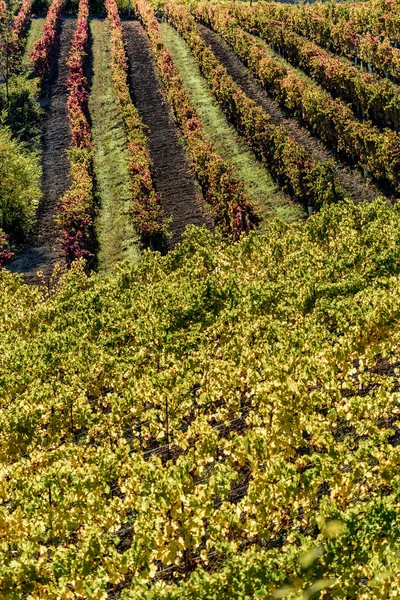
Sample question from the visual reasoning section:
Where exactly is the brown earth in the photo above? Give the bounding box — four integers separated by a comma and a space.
8, 18, 77, 285
122, 21, 209, 249
199, 24, 382, 204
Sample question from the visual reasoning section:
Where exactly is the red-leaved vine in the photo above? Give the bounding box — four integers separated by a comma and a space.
55, 0, 97, 266
105, 0, 169, 249
30, 0, 63, 82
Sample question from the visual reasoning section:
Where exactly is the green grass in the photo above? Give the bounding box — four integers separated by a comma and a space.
89, 19, 140, 270
159, 23, 305, 224
22, 17, 45, 72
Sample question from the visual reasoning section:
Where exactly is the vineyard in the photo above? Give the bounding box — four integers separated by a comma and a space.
1, 0, 400, 597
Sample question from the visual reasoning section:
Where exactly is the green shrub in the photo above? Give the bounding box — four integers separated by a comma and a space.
0, 126, 41, 243
0, 76, 42, 147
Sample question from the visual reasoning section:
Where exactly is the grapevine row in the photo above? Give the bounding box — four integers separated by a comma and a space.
196, 3, 400, 194
55, 0, 96, 264
253, 1, 400, 81
135, 0, 258, 239
343, 0, 400, 39
11, 0, 31, 38
105, 0, 168, 249
30, 0, 63, 82
227, 2, 400, 131
165, 2, 346, 210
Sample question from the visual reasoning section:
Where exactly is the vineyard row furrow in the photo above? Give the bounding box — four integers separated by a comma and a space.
106, 0, 169, 251
123, 21, 214, 247
7, 15, 75, 283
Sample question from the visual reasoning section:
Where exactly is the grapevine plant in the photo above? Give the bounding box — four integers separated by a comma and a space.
30, 0, 63, 83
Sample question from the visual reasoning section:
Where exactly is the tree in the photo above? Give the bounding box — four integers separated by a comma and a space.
0, 125, 41, 243
0, 0, 14, 107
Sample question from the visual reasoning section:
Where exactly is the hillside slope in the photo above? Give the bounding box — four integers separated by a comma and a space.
2, 199, 400, 598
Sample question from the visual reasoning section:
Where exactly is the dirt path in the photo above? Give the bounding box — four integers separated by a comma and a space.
122, 21, 208, 248
199, 24, 381, 204
9, 18, 76, 284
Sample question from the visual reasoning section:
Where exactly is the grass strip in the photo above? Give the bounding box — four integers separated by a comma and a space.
89, 18, 140, 269
22, 17, 45, 72
159, 22, 304, 224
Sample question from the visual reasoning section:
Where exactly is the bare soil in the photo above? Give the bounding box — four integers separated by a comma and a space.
199, 24, 381, 204
8, 18, 77, 285
122, 21, 208, 249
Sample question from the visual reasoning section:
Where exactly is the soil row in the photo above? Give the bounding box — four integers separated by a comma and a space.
122, 20, 208, 249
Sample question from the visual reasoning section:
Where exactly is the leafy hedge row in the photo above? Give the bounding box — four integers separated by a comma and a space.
135, 0, 258, 239
30, 0, 63, 82
55, 0, 96, 265
0, 0, 39, 265
165, 2, 346, 210
196, 3, 400, 194
228, 2, 400, 131
257, 0, 400, 80
105, 0, 169, 249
